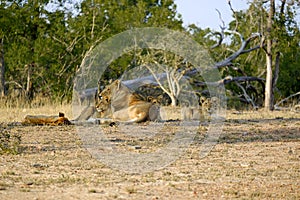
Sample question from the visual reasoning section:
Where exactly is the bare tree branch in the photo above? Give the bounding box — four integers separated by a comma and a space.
143, 62, 170, 96
194, 76, 265, 87
227, 0, 239, 31
213, 32, 261, 68
234, 81, 257, 108
209, 32, 224, 49
274, 91, 300, 109
208, 9, 226, 49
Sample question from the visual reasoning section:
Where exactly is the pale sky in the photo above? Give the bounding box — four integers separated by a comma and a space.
51, 0, 299, 30
175, 0, 249, 30
175, 0, 300, 30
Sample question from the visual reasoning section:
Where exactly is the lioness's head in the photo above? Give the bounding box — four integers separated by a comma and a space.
95, 79, 160, 122
95, 80, 121, 118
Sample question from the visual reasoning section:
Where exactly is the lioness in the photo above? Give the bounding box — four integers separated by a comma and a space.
95, 80, 159, 123
22, 112, 72, 126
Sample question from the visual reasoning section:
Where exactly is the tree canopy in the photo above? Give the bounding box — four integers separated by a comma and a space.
0, 0, 299, 109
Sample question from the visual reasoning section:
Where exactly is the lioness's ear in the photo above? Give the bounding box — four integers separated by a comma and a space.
200, 96, 206, 104
115, 79, 121, 90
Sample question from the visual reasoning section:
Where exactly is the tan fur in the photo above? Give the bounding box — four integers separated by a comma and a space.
22, 112, 72, 126
182, 96, 221, 121
95, 80, 157, 123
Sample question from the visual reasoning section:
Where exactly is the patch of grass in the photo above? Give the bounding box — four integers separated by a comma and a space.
108, 194, 119, 199
224, 189, 240, 197
88, 189, 97, 193
55, 174, 82, 184
250, 191, 264, 198
163, 171, 172, 176
20, 188, 31, 192
0, 102, 72, 123
0, 182, 10, 190
0, 187, 6, 190
2, 171, 17, 176
125, 186, 137, 194
0, 127, 21, 155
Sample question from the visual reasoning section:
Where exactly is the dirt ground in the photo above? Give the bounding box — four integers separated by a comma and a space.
0, 107, 299, 199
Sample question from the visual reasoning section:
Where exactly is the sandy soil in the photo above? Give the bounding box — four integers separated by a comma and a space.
0, 108, 299, 199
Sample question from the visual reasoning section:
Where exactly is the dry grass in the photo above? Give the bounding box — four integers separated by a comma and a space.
226, 108, 300, 120
0, 104, 299, 199
0, 103, 73, 123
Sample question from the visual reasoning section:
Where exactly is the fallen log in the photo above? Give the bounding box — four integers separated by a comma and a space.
75, 73, 168, 102
22, 112, 72, 126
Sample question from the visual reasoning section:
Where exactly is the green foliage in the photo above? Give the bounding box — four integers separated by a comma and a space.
0, 0, 183, 103
189, 1, 300, 108
235, 1, 300, 100
0, 0, 299, 106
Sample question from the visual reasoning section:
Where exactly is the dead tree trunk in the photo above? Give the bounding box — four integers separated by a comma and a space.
0, 38, 5, 97
272, 52, 280, 107
264, 0, 275, 111
25, 63, 34, 101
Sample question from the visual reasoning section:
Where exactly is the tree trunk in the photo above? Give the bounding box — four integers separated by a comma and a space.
264, 0, 275, 111
26, 63, 34, 101
0, 38, 5, 97
265, 53, 273, 110
170, 95, 177, 107
26, 64, 31, 93
272, 52, 280, 106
